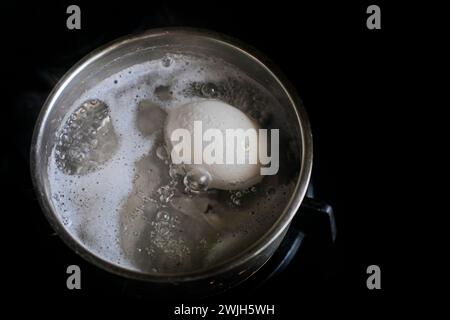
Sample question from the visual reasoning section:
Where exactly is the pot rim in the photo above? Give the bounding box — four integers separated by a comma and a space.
30, 27, 313, 283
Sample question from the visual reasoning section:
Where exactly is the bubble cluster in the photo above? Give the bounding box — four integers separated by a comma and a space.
55, 99, 119, 175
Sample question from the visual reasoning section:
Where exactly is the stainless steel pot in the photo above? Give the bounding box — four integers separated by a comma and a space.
31, 28, 313, 294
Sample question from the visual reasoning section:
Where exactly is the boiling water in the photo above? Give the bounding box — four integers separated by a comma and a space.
48, 53, 299, 274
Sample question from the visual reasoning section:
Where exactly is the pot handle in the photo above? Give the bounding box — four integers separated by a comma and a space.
295, 197, 337, 244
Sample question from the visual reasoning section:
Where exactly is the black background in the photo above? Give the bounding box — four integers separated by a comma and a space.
3, 0, 403, 316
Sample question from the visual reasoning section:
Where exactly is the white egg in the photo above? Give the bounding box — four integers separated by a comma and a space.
165, 99, 264, 190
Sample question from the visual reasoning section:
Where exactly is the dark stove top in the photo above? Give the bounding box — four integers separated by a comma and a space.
8, 49, 340, 302
3, 0, 354, 308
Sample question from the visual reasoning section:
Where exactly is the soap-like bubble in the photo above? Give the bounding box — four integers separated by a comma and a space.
201, 82, 218, 98
183, 168, 212, 193
161, 56, 172, 68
